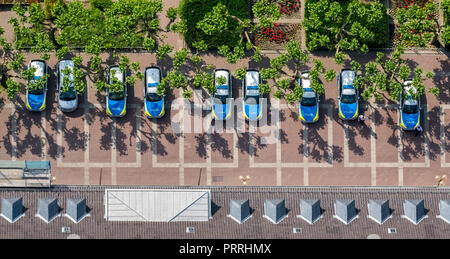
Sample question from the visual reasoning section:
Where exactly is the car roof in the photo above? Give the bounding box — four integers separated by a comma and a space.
146, 67, 160, 85
301, 72, 311, 89
110, 67, 123, 82
245, 71, 259, 87
215, 70, 229, 86
341, 70, 355, 86
59, 60, 74, 84
30, 61, 45, 77
59, 60, 74, 70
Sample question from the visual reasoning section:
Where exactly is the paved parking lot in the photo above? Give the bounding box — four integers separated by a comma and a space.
0, 53, 449, 187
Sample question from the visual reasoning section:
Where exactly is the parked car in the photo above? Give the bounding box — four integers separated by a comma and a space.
242, 69, 263, 121
56, 60, 79, 113
143, 66, 165, 118
338, 69, 359, 120
25, 59, 48, 112
399, 80, 421, 130
211, 69, 233, 120
298, 71, 319, 123
106, 66, 128, 117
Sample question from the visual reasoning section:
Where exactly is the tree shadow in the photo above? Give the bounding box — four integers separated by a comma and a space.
210, 132, 233, 159
299, 101, 343, 163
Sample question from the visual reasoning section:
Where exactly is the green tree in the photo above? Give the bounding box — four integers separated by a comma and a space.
259, 41, 335, 104
180, 0, 280, 64
303, 0, 386, 63
350, 45, 438, 102
0, 26, 26, 99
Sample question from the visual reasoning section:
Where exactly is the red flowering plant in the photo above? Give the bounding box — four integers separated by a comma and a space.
256, 24, 290, 43
393, 0, 439, 47
278, 0, 301, 16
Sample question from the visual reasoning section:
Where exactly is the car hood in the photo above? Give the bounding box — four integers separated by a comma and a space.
401, 112, 420, 129
244, 103, 261, 120
339, 101, 358, 119
107, 98, 126, 116
27, 93, 46, 111
212, 101, 232, 120
299, 104, 318, 122
145, 99, 164, 117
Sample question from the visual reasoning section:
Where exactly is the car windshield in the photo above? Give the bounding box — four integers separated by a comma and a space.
29, 88, 44, 95
301, 97, 316, 106
403, 104, 418, 114
60, 88, 76, 101
214, 94, 228, 104
341, 94, 356, 104
109, 91, 124, 100
146, 93, 163, 102
245, 95, 259, 105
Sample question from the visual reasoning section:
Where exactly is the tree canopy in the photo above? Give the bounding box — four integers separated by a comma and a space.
349, 45, 438, 102
303, 0, 386, 63
259, 41, 335, 104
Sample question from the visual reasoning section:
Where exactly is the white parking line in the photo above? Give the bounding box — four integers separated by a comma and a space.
370, 106, 376, 186
440, 104, 450, 168
111, 119, 117, 185
40, 110, 47, 160
9, 104, 17, 161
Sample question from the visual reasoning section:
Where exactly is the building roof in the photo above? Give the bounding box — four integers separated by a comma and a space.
0, 186, 450, 239
104, 189, 211, 222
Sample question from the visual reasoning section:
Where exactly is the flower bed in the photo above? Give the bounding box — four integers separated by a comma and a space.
1, 0, 38, 3
391, 0, 439, 47
254, 23, 301, 50
249, 0, 301, 19
441, 0, 450, 48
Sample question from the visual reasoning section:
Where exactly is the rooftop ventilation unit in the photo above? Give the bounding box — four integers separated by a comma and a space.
0, 197, 24, 223
437, 200, 450, 224
293, 227, 302, 234
36, 198, 60, 223
263, 199, 287, 224
388, 228, 397, 234
334, 199, 358, 224
65, 198, 89, 223
298, 199, 322, 224
368, 200, 391, 224
186, 227, 195, 233
402, 199, 427, 224
228, 199, 251, 224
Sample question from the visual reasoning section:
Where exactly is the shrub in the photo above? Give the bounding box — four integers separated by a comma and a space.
178, 0, 248, 49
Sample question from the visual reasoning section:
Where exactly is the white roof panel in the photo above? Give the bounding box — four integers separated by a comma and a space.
341, 70, 355, 85
30, 61, 45, 77
104, 189, 211, 222
146, 68, 160, 85
215, 70, 229, 86
245, 71, 259, 87
110, 67, 123, 82
301, 73, 311, 89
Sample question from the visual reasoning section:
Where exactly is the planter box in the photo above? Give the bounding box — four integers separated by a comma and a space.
1, 0, 39, 4
253, 23, 301, 50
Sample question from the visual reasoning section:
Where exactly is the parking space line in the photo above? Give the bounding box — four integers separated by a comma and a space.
56, 108, 62, 166
9, 104, 17, 161
370, 106, 376, 186
84, 96, 90, 185
441, 105, 449, 167
111, 119, 117, 185
40, 110, 47, 160
303, 123, 309, 186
